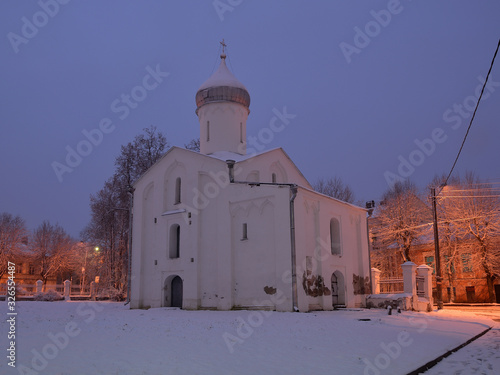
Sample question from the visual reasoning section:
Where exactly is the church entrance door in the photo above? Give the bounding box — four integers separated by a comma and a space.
171, 276, 183, 308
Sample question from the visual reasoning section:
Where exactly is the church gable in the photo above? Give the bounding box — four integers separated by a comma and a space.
232, 148, 312, 188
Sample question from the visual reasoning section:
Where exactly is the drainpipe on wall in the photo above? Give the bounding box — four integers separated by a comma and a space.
124, 186, 135, 306
226, 159, 235, 183
289, 185, 299, 312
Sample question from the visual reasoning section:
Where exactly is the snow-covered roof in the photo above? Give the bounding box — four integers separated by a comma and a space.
133, 146, 313, 190
197, 58, 248, 91
195, 56, 251, 113
206, 148, 280, 163
299, 185, 367, 212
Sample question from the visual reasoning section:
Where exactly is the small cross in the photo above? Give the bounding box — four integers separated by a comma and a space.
220, 39, 227, 54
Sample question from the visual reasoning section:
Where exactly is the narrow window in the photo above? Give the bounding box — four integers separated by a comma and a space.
175, 177, 181, 204
240, 122, 243, 143
241, 223, 248, 240
272, 173, 277, 183
330, 218, 341, 255
169, 224, 180, 258
461, 253, 472, 272
207, 121, 210, 142
29, 264, 35, 275
425, 256, 435, 274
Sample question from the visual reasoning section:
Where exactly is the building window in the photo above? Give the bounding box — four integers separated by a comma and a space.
425, 256, 435, 274
169, 224, 180, 259
240, 122, 243, 143
461, 253, 473, 273
29, 264, 35, 275
272, 173, 277, 183
241, 223, 248, 240
330, 218, 341, 255
175, 177, 181, 204
207, 121, 210, 142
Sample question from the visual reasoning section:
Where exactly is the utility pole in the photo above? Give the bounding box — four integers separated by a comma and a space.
431, 187, 444, 310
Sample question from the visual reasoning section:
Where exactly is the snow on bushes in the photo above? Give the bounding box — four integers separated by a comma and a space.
34, 289, 64, 301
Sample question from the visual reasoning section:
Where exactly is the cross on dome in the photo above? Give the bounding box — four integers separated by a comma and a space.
220, 39, 227, 59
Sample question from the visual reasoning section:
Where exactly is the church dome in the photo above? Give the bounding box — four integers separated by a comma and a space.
195, 54, 250, 114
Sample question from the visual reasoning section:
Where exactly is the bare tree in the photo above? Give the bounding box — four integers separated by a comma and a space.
82, 126, 169, 297
313, 177, 355, 203
115, 125, 169, 188
0, 213, 28, 279
372, 180, 432, 263
370, 246, 405, 279
185, 138, 200, 152
31, 221, 74, 289
81, 174, 129, 294
438, 173, 500, 302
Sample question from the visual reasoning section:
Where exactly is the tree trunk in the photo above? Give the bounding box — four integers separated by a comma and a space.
485, 273, 495, 303
403, 246, 411, 263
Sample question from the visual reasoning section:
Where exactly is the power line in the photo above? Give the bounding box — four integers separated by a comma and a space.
469, 181, 500, 186
443, 188, 500, 193
439, 195, 500, 199
374, 213, 499, 234
444, 38, 500, 187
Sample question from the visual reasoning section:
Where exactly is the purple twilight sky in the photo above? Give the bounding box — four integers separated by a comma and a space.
1, 0, 499, 238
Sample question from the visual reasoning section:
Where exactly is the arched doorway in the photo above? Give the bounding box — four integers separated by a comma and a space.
331, 271, 345, 307
171, 276, 183, 308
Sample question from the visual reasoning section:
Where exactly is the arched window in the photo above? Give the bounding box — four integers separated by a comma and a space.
207, 121, 210, 142
330, 218, 341, 255
175, 177, 181, 204
169, 224, 180, 258
272, 173, 277, 183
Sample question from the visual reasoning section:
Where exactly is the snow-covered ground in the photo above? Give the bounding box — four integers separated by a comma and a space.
0, 301, 498, 375
425, 315, 500, 375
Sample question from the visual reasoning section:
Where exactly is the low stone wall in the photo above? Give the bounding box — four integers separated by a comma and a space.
369, 262, 434, 311
366, 293, 413, 311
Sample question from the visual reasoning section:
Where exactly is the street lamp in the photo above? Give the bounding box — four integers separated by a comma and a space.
431, 185, 445, 310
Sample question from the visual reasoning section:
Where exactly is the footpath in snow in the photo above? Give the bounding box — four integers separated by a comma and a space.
423, 313, 500, 375
0, 301, 497, 375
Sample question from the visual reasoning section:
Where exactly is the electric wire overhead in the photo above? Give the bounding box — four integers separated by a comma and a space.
443, 39, 500, 187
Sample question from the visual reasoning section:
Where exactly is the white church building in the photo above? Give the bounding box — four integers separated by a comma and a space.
130, 47, 371, 312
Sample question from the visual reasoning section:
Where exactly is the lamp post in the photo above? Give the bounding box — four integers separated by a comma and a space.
431, 187, 444, 310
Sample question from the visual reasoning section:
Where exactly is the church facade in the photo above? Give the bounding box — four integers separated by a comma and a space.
130, 49, 371, 312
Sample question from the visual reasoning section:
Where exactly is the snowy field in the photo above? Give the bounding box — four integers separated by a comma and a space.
0, 301, 498, 375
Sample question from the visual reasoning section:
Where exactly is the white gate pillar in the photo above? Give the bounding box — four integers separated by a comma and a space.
36, 280, 43, 294
371, 268, 381, 294
401, 262, 417, 296
64, 280, 71, 301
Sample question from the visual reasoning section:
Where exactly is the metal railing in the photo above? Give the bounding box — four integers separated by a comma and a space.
0, 283, 92, 297
379, 278, 404, 293
416, 276, 425, 297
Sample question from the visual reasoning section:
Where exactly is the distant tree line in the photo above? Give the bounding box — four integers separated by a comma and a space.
0, 213, 76, 289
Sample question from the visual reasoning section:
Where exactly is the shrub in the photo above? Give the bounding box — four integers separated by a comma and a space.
34, 289, 64, 301
97, 287, 125, 301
